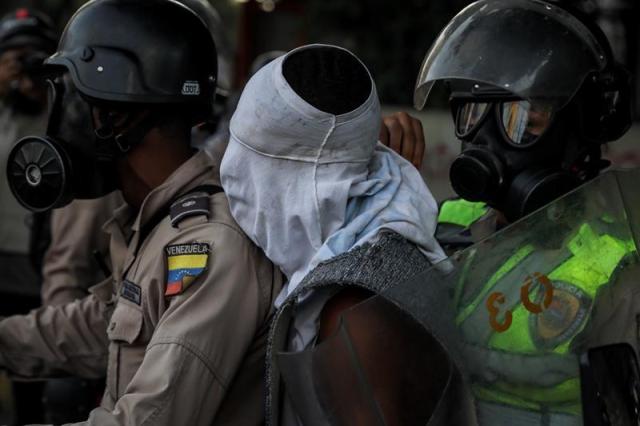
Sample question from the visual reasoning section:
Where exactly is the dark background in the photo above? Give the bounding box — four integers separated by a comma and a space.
0, 0, 638, 202
1, 0, 638, 112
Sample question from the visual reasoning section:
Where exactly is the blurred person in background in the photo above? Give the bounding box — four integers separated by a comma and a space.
0, 7, 54, 314
0, 8, 116, 424
38, 197, 120, 424
0, 8, 55, 424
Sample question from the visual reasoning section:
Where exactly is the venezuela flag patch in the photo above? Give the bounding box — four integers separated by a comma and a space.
165, 242, 210, 296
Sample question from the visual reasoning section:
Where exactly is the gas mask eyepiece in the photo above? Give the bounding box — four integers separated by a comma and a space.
453, 99, 555, 148
449, 93, 582, 221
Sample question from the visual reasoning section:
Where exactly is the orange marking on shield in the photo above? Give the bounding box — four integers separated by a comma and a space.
521, 273, 554, 314
486, 292, 512, 333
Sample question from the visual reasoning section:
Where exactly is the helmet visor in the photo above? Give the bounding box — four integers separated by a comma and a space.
414, 0, 607, 110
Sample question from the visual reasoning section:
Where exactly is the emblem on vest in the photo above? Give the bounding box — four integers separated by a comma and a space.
529, 280, 592, 349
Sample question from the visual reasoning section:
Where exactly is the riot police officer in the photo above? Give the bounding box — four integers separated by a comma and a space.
414, 0, 637, 424
0, 1, 282, 425
420, 1, 632, 252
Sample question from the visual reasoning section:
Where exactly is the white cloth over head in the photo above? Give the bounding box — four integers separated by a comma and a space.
220, 44, 446, 350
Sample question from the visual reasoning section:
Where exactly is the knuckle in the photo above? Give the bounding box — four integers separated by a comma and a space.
387, 119, 401, 132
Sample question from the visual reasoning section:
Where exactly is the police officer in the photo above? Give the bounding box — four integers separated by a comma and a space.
40, 194, 122, 424
41, 196, 121, 307
0, 1, 282, 424
414, 0, 636, 423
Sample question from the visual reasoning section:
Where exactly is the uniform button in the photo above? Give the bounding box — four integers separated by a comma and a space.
109, 322, 116, 331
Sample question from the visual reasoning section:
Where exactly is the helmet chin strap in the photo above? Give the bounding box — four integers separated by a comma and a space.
95, 108, 158, 157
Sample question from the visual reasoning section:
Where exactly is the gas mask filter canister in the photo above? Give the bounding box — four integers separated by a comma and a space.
6, 74, 118, 212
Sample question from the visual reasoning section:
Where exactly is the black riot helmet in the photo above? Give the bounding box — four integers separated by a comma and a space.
47, 0, 217, 114
0, 8, 57, 54
177, 0, 233, 98
414, 0, 632, 222
6, 0, 218, 212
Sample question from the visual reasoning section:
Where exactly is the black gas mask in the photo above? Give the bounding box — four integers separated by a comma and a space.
448, 88, 588, 222
6, 73, 120, 212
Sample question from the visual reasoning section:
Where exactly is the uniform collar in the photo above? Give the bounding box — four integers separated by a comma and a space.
132, 149, 219, 233
102, 149, 219, 237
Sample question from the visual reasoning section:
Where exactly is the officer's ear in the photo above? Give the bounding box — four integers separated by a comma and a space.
282, 46, 371, 115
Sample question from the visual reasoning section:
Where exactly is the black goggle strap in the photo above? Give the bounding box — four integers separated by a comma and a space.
93, 108, 158, 156
114, 112, 157, 154
95, 109, 115, 140
45, 78, 64, 136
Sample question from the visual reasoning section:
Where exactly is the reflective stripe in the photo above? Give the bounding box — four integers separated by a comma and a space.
438, 199, 488, 228
475, 378, 582, 413
475, 398, 582, 426
459, 223, 635, 414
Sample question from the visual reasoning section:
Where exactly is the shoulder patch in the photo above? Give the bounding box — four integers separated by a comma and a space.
165, 243, 210, 296
170, 193, 210, 228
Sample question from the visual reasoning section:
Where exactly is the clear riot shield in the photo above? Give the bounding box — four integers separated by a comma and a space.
278, 168, 640, 425
387, 167, 640, 425
277, 295, 474, 426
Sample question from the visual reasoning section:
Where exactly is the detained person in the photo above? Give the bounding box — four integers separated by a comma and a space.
220, 44, 460, 425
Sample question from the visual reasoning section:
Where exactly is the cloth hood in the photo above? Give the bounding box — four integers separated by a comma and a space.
221, 44, 446, 318
229, 45, 380, 164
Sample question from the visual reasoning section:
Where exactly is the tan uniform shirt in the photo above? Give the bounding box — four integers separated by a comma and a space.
42, 192, 124, 306
0, 150, 282, 425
